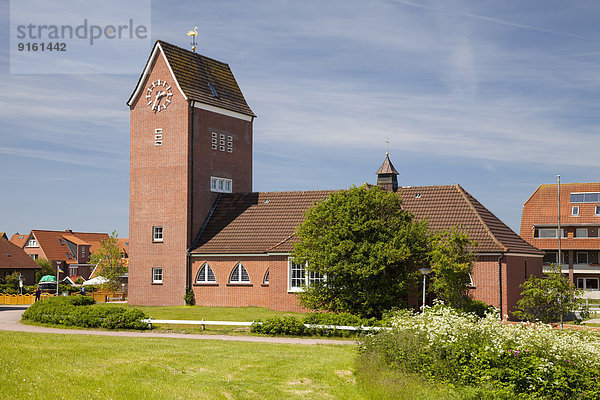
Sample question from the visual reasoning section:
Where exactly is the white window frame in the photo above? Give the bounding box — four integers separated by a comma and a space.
596, 206, 600, 216
152, 267, 163, 284
210, 177, 233, 193
195, 263, 216, 284
576, 252, 589, 265
155, 128, 163, 146
229, 262, 250, 284
576, 228, 588, 238
287, 258, 324, 292
577, 277, 599, 291
29, 254, 38, 260
572, 206, 580, 216
26, 238, 38, 247
152, 226, 163, 242
263, 269, 269, 285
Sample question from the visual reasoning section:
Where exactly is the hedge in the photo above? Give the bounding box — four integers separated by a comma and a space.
251, 312, 391, 337
22, 296, 149, 330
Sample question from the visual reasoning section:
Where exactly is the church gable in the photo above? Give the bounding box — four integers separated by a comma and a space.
127, 40, 255, 118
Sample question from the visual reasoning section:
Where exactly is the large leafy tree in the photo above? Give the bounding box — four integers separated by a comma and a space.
428, 228, 476, 309
292, 185, 430, 318
514, 264, 588, 325
89, 230, 127, 291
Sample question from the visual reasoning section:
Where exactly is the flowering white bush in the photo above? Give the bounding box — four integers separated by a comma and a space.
392, 301, 600, 369
358, 301, 600, 398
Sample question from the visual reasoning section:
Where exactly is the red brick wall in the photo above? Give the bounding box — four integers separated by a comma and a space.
128, 49, 254, 306
189, 108, 252, 237
190, 255, 307, 312
129, 51, 190, 306
471, 254, 542, 319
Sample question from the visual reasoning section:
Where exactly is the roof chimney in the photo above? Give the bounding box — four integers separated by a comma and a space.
376, 153, 399, 191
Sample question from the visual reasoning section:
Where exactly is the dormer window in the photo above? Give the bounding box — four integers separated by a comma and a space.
572, 206, 580, 216
208, 82, 219, 98
26, 238, 38, 247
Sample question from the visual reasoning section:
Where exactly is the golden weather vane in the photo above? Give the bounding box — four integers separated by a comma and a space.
186, 27, 198, 52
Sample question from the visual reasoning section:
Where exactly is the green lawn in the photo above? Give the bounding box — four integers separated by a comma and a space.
98, 304, 310, 335
0, 331, 362, 400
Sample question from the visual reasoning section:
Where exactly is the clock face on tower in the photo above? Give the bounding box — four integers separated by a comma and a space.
146, 79, 173, 112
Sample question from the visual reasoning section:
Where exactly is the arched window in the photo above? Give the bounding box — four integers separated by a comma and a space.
195, 263, 216, 283
263, 269, 269, 285
229, 263, 250, 283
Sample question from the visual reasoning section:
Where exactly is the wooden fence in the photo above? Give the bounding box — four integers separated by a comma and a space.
0, 292, 125, 305
0, 293, 54, 305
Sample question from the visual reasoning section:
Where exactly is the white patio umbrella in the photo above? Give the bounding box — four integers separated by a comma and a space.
83, 276, 109, 286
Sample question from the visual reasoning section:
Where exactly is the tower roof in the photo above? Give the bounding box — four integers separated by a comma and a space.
376, 153, 399, 175
127, 40, 255, 118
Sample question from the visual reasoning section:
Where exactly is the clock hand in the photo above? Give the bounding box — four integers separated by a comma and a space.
152, 92, 165, 110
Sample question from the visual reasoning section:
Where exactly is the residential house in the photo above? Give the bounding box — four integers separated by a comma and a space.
127, 40, 543, 317
521, 182, 600, 298
10, 230, 109, 281
0, 234, 40, 285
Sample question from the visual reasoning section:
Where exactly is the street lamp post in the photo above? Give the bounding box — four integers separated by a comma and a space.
419, 267, 431, 310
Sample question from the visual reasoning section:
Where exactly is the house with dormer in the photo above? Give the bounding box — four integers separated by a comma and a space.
10, 230, 110, 280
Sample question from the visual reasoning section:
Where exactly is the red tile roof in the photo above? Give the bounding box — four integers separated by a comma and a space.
192, 186, 542, 255
0, 236, 40, 270
18, 230, 110, 264
399, 185, 542, 254
10, 233, 29, 248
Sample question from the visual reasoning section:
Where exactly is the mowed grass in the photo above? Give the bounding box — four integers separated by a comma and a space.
99, 304, 309, 335
0, 331, 363, 400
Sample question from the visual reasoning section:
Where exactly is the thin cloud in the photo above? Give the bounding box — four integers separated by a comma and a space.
392, 0, 584, 38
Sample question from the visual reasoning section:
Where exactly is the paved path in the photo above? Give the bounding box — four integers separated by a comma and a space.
0, 305, 355, 345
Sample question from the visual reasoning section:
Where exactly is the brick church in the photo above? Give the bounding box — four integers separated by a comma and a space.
127, 40, 543, 317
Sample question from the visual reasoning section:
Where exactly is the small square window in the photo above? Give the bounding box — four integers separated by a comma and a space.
152, 267, 163, 284
220, 146, 225, 152
212, 144, 218, 150
220, 134, 225, 140
227, 147, 233, 153
153, 226, 163, 242
212, 132, 217, 138
596, 206, 600, 216
212, 138, 217, 144
220, 140, 225, 146
572, 206, 580, 216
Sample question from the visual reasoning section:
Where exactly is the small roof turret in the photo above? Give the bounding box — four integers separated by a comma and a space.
376, 153, 399, 191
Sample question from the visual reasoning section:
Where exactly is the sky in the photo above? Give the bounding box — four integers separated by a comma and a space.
1, 0, 599, 238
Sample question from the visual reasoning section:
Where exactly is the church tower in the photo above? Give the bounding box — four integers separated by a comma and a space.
127, 41, 255, 305
376, 153, 399, 191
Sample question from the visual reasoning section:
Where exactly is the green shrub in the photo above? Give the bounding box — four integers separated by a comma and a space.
251, 317, 306, 335
22, 296, 148, 330
251, 312, 391, 337
459, 299, 495, 318
184, 287, 195, 306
